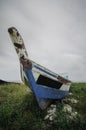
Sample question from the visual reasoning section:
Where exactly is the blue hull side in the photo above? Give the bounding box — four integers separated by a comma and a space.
23, 67, 68, 109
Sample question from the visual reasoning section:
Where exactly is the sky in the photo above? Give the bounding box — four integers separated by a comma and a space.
0, 0, 86, 82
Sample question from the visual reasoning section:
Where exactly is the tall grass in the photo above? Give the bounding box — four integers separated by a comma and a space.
0, 83, 46, 130
70, 83, 86, 117
0, 82, 86, 130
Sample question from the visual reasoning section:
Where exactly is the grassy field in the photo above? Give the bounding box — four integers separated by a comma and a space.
0, 82, 86, 130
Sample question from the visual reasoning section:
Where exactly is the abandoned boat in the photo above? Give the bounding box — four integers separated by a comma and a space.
8, 27, 71, 109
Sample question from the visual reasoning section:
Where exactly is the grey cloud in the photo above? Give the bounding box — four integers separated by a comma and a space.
0, 0, 86, 81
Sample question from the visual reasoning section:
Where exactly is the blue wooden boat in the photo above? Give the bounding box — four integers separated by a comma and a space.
8, 27, 71, 109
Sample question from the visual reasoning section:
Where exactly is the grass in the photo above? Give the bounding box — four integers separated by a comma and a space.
0, 83, 46, 130
0, 82, 86, 130
69, 83, 86, 118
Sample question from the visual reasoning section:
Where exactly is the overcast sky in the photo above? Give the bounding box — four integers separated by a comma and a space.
0, 0, 86, 82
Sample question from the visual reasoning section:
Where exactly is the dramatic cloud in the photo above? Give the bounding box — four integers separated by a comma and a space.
0, 0, 86, 81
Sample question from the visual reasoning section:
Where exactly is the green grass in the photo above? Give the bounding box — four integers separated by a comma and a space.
69, 83, 86, 118
0, 83, 46, 130
0, 82, 86, 130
